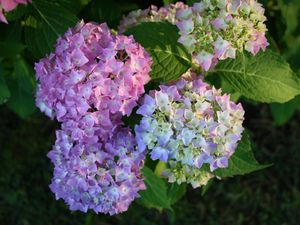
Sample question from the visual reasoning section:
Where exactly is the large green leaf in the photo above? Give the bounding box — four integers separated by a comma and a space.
0, 42, 25, 58
126, 22, 192, 82
0, 67, 10, 104
207, 50, 300, 103
167, 183, 187, 205
214, 132, 269, 178
53, 0, 91, 14
24, 0, 78, 59
138, 167, 171, 211
6, 57, 36, 118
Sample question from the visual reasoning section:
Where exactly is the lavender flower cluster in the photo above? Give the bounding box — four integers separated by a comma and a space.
135, 74, 244, 188
119, 0, 268, 71
48, 127, 145, 215
35, 21, 152, 214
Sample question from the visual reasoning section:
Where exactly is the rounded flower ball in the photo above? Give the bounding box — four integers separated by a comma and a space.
118, 1, 187, 33
135, 75, 245, 188
48, 127, 146, 215
175, 0, 268, 71
35, 21, 152, 123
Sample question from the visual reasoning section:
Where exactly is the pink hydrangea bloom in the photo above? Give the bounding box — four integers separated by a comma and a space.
0, 0, 31, 23
35, 21, 152, 129
118, 2, 188, 33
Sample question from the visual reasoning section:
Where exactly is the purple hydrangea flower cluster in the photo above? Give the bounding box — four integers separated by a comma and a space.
118, 1, 187, 33
176, 0, 268, 71
135, 74, 245, 188
35, 21, 152, 138
48, 127, 145, 215
35, 21, 152, 214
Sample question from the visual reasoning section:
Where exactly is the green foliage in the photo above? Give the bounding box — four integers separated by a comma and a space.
278, 0, 300, 42
214, 132, 269, 178
6, 57, 36, 118
139, 166, 172, 211
167, 183, 187, 205
81, 0, 138, 29
270, 95, 300, 126
24, 0, 78, 59
207, 50, 300, 103
0, 42, 25, 58
126, 22, 192, 83
163, 0, 177, 5
0, 67, 10, 104
139, 166, 187, 212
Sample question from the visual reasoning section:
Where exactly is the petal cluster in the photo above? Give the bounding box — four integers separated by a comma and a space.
35, 21, 152, 134
176, 0, 269, 70
35, 21, 152, 214
135, 74, 245, 188
0, 0, 31, 23
48, 127, 145, 215
118, 1, 187, 33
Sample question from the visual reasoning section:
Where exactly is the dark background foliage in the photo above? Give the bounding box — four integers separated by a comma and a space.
0, 0, 300, 224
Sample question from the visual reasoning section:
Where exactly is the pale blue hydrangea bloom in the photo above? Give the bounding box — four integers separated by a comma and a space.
135, 74, 245, 188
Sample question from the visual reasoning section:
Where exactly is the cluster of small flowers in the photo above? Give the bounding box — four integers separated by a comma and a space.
0, 0, 31, 23
36, 21, 152, 122
176, 0, 268, 70
118, 1, 187, 33
35, 21, 152, 214
134, 74, 244, 188
119, 0, 268, 71
48, 127, 145, 215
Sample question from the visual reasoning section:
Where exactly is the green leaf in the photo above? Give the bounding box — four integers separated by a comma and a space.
81, 0, 123, 29
214, 132, 269, 178
201, 179, 214, 196
0, 67, 10, 104
167, 183, 186, 205
0, 42, 25, 58
126, 22, 192, 82
24, 0, 78, 59
6, 57, 36, 118
163, 0, 177, 5
154, 160, 167, 177
53, 0, 90, 14
207, 50, 300, 103
278, 0, 300, 41
186, 0, 198, 5
139, 167, 171, 211
270, 95, 300, 126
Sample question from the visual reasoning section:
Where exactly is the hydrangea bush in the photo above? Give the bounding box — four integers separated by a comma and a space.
1, 0, 300, 217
